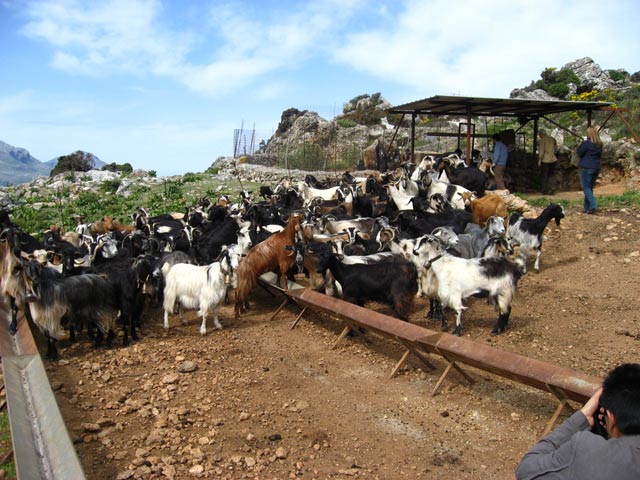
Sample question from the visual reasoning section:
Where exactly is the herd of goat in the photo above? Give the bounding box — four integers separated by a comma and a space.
0, 154, 566, 359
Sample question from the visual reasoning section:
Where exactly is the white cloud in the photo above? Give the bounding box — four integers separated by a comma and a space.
332, 0, 640, 98
17, 0, 362, 96
21, 0, 191, 76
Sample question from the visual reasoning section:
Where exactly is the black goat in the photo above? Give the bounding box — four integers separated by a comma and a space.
310, 247, 417, 320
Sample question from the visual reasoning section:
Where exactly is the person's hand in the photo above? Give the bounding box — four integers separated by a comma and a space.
580, 387, 603, 427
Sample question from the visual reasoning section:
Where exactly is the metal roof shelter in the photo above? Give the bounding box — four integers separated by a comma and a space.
388, 95, 615, 163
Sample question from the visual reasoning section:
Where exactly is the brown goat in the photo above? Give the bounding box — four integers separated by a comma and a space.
89, 215, 114, 235
0, 229, 31, 334
234, 212, 303, 318
462, 192, 508, 226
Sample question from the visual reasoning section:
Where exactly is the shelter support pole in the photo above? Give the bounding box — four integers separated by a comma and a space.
598, 109, 617, 131
612, 109, 640, 143
465, 107, 472, 165
533, 118, 539, 161
410, 113, 416, 162
386, 113, 405, 159
540, 116, 583, 139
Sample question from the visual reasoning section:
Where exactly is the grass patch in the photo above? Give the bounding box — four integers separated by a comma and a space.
0, 412, 16, 479
9, 175, 263, 236
519, 190, 640, 210
597, 190, 640, 207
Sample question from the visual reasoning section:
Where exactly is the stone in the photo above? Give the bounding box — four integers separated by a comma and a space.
81, 423, 101, 433
51, 381, 64, 391
97, 417, 116, 428
188, 465, 204, 475
178, 361, 197, 373
162, 373, 179, 385
116, 470, 135, 480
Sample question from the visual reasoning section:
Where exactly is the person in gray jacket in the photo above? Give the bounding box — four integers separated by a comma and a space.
516, 363, 640, 480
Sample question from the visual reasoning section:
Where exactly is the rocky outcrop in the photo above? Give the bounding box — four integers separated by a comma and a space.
509, 88, 557, 101
563, 57, 619, 91
342, 93, 392, 114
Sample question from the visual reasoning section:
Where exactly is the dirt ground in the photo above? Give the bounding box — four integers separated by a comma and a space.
40, 183, 640, 480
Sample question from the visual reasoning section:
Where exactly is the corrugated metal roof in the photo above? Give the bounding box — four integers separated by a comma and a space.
388, 95, 611, 117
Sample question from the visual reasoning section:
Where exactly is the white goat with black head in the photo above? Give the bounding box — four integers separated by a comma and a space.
413, 234, 523, 336
163, 245, 242, 335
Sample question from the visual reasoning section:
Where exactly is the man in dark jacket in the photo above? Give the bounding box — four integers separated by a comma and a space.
516, 363, 640, 479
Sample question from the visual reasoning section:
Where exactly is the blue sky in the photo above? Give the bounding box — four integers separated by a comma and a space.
1, 0, 639, 176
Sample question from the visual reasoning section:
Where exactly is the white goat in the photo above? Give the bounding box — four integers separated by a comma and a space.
163, 246, 241, 335
297, 182, 342, 206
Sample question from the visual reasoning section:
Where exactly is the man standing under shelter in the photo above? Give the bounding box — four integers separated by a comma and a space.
538, 129, 558, 194
491, 133, 509, 190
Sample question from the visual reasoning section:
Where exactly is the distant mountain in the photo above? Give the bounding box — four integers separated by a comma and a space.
0, 140, 51, 186
0, 140, 106, 186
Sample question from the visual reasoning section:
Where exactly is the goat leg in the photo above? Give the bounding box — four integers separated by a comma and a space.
106, 329, 115, 348
452, 310, 462, 336
8, 297, 19, 335
121, 323, 130, 347
437, 302, 449, 332
46, 334, 59, 360
491, 306, 511, 336
93, 327, 104, 348
426, 299, 436, 321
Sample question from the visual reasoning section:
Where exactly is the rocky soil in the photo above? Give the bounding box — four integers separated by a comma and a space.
33, 183, 640, 480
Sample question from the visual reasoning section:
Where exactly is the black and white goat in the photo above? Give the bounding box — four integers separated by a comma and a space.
507, 203, 565, 272
413, 234, 523, 335
446, 216, 506, 259
22, 260, 120, 359
163, 245, 241, 335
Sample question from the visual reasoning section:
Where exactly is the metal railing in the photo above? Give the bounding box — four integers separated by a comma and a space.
0, 306, 85, 480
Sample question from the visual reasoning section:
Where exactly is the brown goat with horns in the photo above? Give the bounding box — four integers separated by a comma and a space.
234, 212, 303, 318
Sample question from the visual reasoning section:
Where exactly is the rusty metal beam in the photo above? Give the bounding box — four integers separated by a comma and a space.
282, 287, 601, 406
418, 334, 599, 403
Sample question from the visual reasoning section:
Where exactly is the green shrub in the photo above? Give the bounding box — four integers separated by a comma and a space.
533, 67, 580, 99
607, 69, 626, 83
283, 143, 325, 170
336, 118, 358, 128
50, 151, 95, 176
182, 172, 201, 183
101, 179, 122, 193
